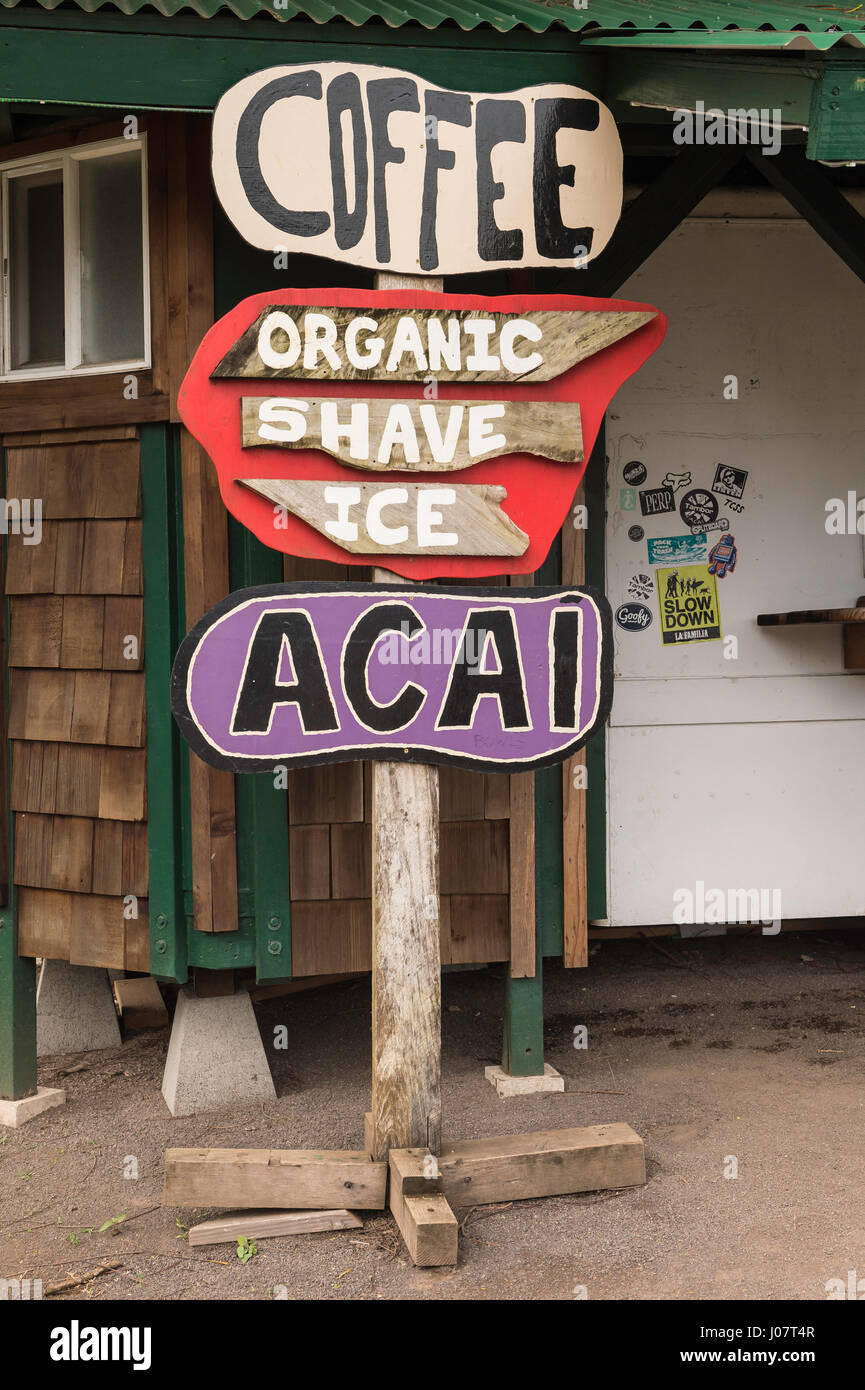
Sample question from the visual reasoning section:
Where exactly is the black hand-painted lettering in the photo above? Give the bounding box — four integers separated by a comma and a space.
475, 98, 525, 263
533, 96, 598, 260
367, 76, 421, 264
551, 603, 583, 729
237, 72, 330, 238
327, 71, 369, 251
232, 611, 339, 734
343, 603, 425, 733
419, 89, 472, 272
437, 610, 529, 730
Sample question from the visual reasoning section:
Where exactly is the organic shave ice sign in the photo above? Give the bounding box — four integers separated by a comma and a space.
178, 288, 666, 580
171, 583, 613, 773
212, 63, 623, 276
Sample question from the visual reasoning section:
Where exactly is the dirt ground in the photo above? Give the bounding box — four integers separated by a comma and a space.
3, 929, 864, 1302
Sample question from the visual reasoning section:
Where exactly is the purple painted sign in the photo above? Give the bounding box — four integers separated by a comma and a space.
171, 583, 613, 773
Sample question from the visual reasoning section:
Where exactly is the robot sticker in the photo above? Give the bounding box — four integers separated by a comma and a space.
656, 564, 722, 646
708, 534, 737, 578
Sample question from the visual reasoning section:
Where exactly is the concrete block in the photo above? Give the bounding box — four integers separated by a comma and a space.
0, 1087, 66, 1128
162, 986, 276, 1117
484, 1063, 565, 1097
36, 959, 121, 1057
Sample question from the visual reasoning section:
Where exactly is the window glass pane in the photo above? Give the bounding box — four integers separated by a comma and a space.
79, 149, 145, 365
9, 170, 65, 370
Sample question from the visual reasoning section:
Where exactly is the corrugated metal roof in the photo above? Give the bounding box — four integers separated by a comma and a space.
2, 0, 865, 42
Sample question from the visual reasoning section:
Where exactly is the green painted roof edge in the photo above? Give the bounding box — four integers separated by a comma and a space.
3, 0, 865, 37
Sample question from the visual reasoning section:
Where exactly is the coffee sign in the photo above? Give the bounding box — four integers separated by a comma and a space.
178, 287, 666, 580
171, 583, 613, 774
212, 63, 623, 275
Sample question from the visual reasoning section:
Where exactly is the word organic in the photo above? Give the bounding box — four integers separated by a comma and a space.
211, 62, 623, 275
171, 583, 613, 773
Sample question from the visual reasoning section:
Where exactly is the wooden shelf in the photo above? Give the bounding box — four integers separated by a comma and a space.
757, 597, 865, 671
757, 606, 865, 627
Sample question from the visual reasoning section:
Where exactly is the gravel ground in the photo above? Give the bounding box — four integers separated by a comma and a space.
3, 930, 865, 1302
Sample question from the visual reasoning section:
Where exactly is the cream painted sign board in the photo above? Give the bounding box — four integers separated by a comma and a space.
211, 63, 623, 276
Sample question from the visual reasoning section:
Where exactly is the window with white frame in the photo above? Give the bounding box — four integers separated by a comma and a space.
0, 135, 150, 380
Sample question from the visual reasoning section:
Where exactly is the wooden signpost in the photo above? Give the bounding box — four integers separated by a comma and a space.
165, 65, 663, 1266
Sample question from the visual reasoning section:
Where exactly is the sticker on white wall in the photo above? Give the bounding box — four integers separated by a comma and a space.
656, 564, 722, 645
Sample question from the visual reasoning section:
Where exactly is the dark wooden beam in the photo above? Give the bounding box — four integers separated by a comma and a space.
577, 145, 744, 297
747, 146, 865, 286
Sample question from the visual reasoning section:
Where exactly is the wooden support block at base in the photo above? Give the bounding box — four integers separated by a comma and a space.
113, 976, 169, 1030
163, 1148, 387, 1211
438, 1123, 645, 1206
188, 1208, 361, 1246
389, 1149, 458, 1267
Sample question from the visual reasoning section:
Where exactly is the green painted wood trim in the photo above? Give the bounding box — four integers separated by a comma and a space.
141, 422, 188, 983
807, 62, 865, 162
585, 425, 607, 923
228, 518, 293, 983
534, 534, 563, 960
0, 12, 603, 110
502, 905, 545, 1076
0, 445, 37, 1100
603, 50, 820, 129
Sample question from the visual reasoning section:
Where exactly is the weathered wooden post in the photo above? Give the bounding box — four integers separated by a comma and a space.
370, 271, 444, 1163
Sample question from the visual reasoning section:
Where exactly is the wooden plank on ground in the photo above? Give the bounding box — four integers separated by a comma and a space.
188, 1209, 361, 1246
438, 1124, 646, 1206
163, 1149, 388, 1210
388, 1148, 458, 1267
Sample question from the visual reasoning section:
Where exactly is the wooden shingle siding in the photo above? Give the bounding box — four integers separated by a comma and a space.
281, 552, 515, 976
3, 427, 150, 969
10, 742, 146, 822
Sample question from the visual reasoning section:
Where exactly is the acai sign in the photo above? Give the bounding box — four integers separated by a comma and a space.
212, 63, 623, 276
171, 583, 613, 773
